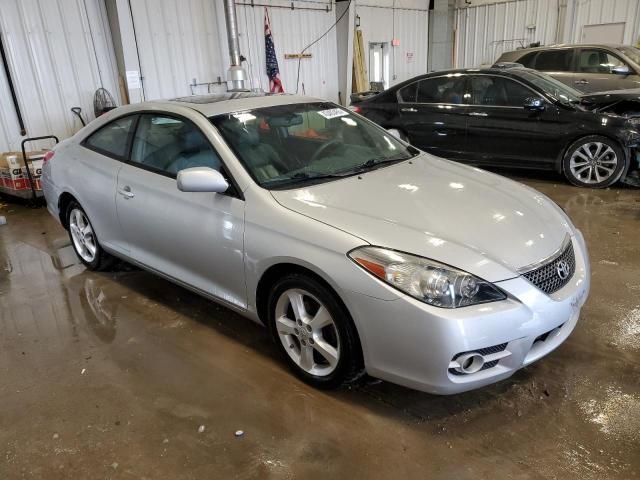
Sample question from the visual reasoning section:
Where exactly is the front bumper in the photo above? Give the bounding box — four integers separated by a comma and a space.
343, 231, 590, 395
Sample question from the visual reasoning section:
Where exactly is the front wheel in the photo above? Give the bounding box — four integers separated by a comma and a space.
563, 135, 626, 188
267, 274, 364, 389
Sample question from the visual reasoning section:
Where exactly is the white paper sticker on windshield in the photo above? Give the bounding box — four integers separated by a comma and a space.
318, 108, 348, 119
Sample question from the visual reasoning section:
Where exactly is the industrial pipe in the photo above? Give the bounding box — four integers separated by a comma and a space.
0, 31, 26, 136
223, 0, 248, 91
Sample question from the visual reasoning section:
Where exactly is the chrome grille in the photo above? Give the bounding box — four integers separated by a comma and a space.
522, 240, 575, 294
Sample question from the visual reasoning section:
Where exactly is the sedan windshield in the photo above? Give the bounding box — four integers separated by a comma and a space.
517, 70, 582, 106
211, 102, 418, 189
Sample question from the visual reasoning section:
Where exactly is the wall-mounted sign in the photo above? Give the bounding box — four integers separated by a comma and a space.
406, 52, 414, 64
126, 70, 141, 89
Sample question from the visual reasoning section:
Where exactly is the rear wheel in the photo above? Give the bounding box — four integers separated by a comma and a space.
563, 135, 625, 188
267, 274, 364, 389
66, 201, 115, 271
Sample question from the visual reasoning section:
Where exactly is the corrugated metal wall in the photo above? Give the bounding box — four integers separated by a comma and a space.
128, 0, 227, 101
564, 0, 640, 44
0, 0, 120, 152
454, 0, 560, 68
236, 0, 339, 102
355, 0, 429, 88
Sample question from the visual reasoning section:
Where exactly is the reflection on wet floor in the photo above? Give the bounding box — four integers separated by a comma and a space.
0, 174, 639, 479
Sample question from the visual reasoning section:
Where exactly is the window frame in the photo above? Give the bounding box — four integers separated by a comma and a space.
81, 114, 140, 162
575, 47, 630, 75
396, 74, 470, 106
531, 48, 575, 72
83, 110, 243, 200
467, 74, 545, 109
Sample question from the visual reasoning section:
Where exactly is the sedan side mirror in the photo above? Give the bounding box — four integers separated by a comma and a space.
612, 65, 631, 75
177, 167, 229, 193
524, 97, 546, 112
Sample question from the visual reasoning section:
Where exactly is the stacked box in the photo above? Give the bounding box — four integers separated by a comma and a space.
0, 151, 47, 192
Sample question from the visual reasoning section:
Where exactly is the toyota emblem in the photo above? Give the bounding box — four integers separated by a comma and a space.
556, 260, 570, 280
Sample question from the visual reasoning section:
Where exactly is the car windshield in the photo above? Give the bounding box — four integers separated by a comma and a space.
617, 46, 640, 65
211, 102, 418, 189
517, 70, 582, 106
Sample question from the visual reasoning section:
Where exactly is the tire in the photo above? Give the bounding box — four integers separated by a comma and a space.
267, 273, 364, 389
562, 135, 626, 188
65, 201, 115, 271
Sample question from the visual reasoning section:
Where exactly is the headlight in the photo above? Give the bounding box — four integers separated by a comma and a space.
348, 247, 506, 308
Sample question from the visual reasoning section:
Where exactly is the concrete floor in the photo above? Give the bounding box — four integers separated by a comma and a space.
0, 172, 638, 479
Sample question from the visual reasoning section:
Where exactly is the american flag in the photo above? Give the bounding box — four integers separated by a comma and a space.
264, 9, 284, 93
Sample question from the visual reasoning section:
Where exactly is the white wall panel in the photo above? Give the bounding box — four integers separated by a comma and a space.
0, 0, 120, 152
355, 0, 429, 88
454, 0, 559, 68
128, 0, 227, 101
236, 0, 339, 102
563, 0, 640, 44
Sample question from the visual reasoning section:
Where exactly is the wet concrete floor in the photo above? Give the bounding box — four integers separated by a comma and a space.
0, 172, 639, 479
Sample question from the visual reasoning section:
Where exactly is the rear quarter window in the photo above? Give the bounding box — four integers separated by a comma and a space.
84, 116, 136, 159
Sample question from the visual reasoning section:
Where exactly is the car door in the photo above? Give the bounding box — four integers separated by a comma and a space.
115, 113, 247, 309
530, 49, 577, 90
574, 47, 640, 93
396, 75, 469, 159
77, 115, 137, 254
465, 75, 548, 167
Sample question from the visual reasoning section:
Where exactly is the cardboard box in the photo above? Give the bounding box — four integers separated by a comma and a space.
0, 150, 48, 191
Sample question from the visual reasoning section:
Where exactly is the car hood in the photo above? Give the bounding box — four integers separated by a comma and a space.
270, 155, 573, 282
581, 88, 640, 109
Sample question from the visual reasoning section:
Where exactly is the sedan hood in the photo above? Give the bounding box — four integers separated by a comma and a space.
271, 155, 573, 282
581, 88, 640, 111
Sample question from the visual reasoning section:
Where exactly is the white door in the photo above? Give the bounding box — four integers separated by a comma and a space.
582, 23, 625, 44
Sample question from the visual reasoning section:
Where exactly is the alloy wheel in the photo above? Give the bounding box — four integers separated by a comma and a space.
569, 142, 618, 185
274, 288, 341, 377
69, 208, 97, 263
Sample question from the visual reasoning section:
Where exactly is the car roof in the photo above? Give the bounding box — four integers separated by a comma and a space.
135, 92, 325, 117
506, 43, 627, 54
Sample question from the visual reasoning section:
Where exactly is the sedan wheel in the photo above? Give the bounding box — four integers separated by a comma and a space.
563, 136, 625, 188
66, 201, 115, 271
267, 274, 364, 388
275, 288, 340, 377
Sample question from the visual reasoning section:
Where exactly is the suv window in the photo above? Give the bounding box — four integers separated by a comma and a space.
518, 51, 538, 68
131, 114, 221, 176
578, 49, 627, 74
470, 76, 532, 107
84, 116, 136, 159
534, 49, 572, 71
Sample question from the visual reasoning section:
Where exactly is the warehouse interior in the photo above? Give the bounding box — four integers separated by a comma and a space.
1, 0, 639, 478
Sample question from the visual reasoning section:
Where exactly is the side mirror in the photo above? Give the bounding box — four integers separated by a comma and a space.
177, 167, 229, 193
524, 97, 546, 112
612, 65, 631, 75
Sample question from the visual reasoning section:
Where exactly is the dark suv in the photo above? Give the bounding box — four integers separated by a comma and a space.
497, 44, 640, 93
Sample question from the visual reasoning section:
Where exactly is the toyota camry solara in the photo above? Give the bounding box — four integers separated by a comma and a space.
42, 93, 590, 394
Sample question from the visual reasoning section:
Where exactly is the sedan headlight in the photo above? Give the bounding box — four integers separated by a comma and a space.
348, 247, 506, 308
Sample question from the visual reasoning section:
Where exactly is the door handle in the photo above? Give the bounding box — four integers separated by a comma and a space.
401, 107, 418, 113
468, 112, 488, 117
118, 186, 135, 199
574, 79, 589, 85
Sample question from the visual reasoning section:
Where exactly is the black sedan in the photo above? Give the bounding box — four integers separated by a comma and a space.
351, 66, 640, 188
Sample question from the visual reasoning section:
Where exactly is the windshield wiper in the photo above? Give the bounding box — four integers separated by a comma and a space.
349, 155, 410, 173
265, 171, 350, 188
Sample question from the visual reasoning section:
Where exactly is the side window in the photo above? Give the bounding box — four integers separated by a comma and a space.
518, 52, 538, 68
578, 49, 627, 74
131, 114, 222, 176
84, 116, 136, 159
534, 50, 572, 71
470, 76, 532, 107
415, 77, 466, 104
398, 82, 418, 103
